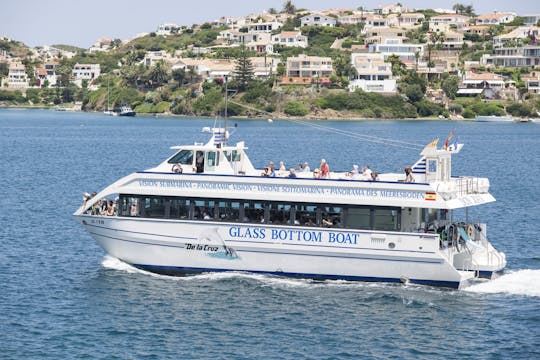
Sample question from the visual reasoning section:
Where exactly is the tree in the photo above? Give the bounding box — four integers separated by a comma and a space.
282, 0, 296, 14
403, 84, 424, 103
147, 60, 170, 89
233, 46, 254, 91
452, 3, 465, 14
441, 75, 460, 99
172, 68, 187, 87
55, 64, 72, 87
385, 54, 405, 76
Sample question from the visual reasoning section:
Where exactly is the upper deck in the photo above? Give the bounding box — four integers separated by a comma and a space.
76, 128, 494, 213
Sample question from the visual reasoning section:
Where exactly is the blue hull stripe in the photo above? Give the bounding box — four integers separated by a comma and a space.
132, 264, 460, 289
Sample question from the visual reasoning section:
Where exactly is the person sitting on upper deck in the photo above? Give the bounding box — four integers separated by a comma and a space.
403, 167, 415, 182
319, 159, 330, 179
313, 168, 320, 178
362, 165, 372, 178
279, 161, 286, 172
268, 162, 276, 177
297, 163, 304, 172
303, 162, 310, 172
261, 167, 271, 177
371, 172, 379, 181
288, 168, 297, 178
351, 164, 359, 176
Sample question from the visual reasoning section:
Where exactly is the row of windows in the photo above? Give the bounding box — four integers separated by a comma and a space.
118, 195, 401, 231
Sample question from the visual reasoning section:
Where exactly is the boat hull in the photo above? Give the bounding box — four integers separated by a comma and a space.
76, 215, 473, 288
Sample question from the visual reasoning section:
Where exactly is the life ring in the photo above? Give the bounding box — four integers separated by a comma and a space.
467, 224, 474, 239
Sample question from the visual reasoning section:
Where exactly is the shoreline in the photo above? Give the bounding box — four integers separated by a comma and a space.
0, 105, 468, 122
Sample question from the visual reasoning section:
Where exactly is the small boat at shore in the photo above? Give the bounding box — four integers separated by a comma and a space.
475, 115, 513, 122
116, 106, 136, 117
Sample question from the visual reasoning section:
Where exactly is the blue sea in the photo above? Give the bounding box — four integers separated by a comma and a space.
1, 109, 539, 359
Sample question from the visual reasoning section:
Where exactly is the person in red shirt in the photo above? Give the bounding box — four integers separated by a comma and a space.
319, 159, 330, 179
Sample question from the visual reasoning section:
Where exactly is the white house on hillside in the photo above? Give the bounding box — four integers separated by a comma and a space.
349, 53, 396, 93
369, 38, 424, 61
301, 13, 337, 27
5, 62, 28, 89
271, 31, 308, 48
475, 12, 515, 25
72, 63, 101, 82
157, 23, 179, 36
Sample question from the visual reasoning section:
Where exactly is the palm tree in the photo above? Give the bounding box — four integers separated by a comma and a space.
282, 0, 296, 15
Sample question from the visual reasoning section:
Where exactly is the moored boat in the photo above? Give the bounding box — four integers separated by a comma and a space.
475, 115, 513, 122
74, 127, 506, 289
116, 106, 136, 116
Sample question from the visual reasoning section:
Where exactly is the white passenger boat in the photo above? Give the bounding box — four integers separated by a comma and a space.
475, 115, 513, 122
74, 128, 506, 289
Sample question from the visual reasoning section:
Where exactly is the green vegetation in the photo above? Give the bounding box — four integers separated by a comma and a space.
314, 89, 418, 118
284, 100, 308, 116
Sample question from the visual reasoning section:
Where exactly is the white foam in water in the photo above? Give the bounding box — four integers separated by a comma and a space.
101, 255, 142, 274
465, 269, 540, 297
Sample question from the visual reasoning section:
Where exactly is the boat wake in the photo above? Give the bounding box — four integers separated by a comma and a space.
101, 256, 539, 296
100, 256, 394, 289
464, 269, 540, 297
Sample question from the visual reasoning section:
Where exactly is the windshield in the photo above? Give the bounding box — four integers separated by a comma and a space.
168, 150, 194, 165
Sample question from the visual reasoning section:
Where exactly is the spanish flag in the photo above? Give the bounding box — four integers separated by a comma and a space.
425, 192, 437, 201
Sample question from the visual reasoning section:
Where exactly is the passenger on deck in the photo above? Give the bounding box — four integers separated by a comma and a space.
351, 164, 359, 178
279, 161, 286, 172
288, 168, 297, 178
362, 165, 372, 178
106, 200, 116, 216
303, 162, 310, 172
371, 172, 380, 181
313, 168, 320, 178
404, 167, 415, 182
319, 159, 330, 179
268, 162, 276, 177
297, 163, 304, 172
82, 192, 91, 206
261, 167, 271, 177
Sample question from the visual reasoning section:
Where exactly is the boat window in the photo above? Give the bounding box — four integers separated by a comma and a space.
373, 208, 400, 231
269, 203, 293, 225
294, 204, 317, 226
193, 199, 216, 220
242, 201, 265, 223
170, 198, 190, 219
205, 151, 218, 171
116, 195, 405, 233
142, 197, 166, 218
225, 150, 241, 162
118, 195, 140, 217
168, 150, 194, 165
319, 206, 343, 228
217, 200, 240, 222
346, 207, 371, 229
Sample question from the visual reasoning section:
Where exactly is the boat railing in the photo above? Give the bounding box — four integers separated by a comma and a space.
438, 176, 489, 196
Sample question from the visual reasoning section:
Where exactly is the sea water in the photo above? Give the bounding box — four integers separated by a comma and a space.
0, 109, 539, 359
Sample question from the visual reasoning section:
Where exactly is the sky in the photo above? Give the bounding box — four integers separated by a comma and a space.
2, 0, 539, 48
